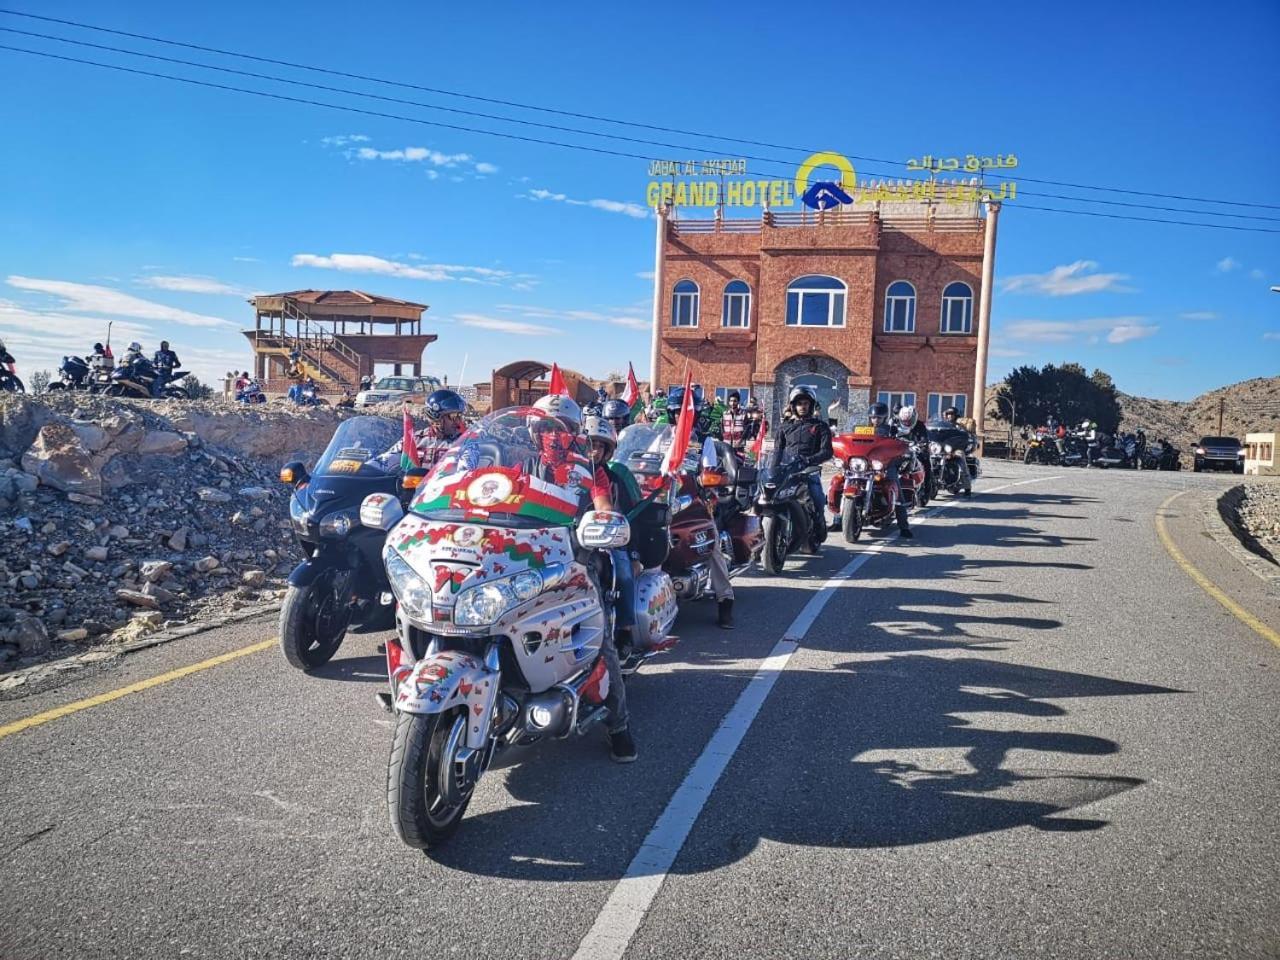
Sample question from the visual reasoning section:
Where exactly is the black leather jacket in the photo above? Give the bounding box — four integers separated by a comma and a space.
771, 416, 833, 469
153, 348, 181, 372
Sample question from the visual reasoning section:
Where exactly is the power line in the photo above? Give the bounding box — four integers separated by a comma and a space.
3, 43, 1279, 236
4, 6, 1279, 214
7, 24, 1280, 225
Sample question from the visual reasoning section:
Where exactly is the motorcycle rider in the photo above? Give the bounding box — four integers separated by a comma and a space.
601, 397, 633, 437
866, 402, 915, 539
941, 405, 974, 495
380, 388, 468, 472
770, 385, 833, 549
91, 341, 114, 372
0, 339, 15, 375
893, 404, 932, 503
717, 390, 754, 453
152, 340, 181, 397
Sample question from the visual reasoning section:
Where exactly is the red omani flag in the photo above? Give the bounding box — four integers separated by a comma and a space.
750, 416, 768, 462
548, 363, 569, 397
401, 405, 421, 470
660, 370, 695, 475
622, 363, 641, 409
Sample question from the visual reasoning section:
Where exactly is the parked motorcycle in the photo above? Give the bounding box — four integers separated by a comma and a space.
278, 416, 403, 670
292, 382, 329, 407
829, 427, 913, 542
755, 457, 823, 573
47, 355, 91, 391
0, 367, 24, 393
928, 423, 980, 494
366, 408, 641, 847
236, 380, 267, 404
105, 355, 190, 400
1022, 428, 1061, 465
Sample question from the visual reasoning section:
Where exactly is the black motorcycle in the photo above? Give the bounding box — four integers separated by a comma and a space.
928, 424, 980, 495
755, 457, 823, 574
105, 355, 190, 400
0, 367, 24, 393
48, 355, 91, 391
278, 416, 404, 670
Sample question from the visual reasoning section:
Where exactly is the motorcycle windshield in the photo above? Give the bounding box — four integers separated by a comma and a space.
615, 423, 700, 477
313, 416, 402, 478
409, 407, 591, 528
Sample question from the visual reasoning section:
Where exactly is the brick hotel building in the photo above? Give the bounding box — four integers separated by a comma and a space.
650, 199, 996, 428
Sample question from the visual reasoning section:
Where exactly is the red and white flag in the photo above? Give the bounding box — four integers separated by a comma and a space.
660, 370, 695, 476
548, 363, 569, 397
750, 416, 768, 462
621, 362, 641, 412
400, 404, 422, 470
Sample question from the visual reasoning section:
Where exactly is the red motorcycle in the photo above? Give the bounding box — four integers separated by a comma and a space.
828, 428, 918, 542
696, 440, 763, 573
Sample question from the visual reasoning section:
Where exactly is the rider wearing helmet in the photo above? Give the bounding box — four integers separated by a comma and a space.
583, 416, 641, 761
601, 398, 633, 436
0, 339, 14, 374
151, 341, 181, 397
529, 394, 610, 510
770, 386, 835, 548
942, 405, 974, 495
410, 388, 467, 468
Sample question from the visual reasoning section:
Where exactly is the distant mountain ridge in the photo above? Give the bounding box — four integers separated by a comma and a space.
1117, 376, 1280, 450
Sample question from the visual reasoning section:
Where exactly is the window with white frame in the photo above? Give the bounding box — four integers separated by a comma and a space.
785, 275, 846, 327
722, 280, 751, 328
883, 280, 916, 333
928, 393, 967, 421
876, 391, 917, 412
940, 281, 973, 334
671, 279, 699, 327
714, 386, 751, 405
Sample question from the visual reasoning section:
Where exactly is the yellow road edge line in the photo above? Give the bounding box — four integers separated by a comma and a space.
0, 638, 277, 741
1155, 490, 1280, 650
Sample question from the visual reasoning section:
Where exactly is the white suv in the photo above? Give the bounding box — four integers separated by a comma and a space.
354, 376, 441, 408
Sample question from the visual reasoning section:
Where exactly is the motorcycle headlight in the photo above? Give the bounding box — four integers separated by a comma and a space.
944, 444, 954, 454
871, 459, 885, 471
849, 456, 869, 472
510, 569, 543, 601
385, 551, 434, 621
455, 581, 516, 627
319, 510, 355, 538
929, 442, 942, 455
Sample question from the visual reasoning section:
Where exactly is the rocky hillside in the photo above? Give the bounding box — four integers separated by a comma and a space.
1118, 376, 1280, 451
0, 394, 360, 670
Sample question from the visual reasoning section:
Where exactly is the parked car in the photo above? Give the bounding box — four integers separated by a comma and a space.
1193, 436, 1244, 473
353, 375, 442, 408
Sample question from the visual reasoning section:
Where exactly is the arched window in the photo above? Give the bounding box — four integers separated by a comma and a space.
785, 275, 846, 327
671, 279, 699, 327
722, 279, 751, 328
883, 281, 916, 333
940, 281, 973, 334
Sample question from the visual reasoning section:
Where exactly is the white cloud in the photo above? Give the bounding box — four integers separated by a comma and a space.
1250, 268, 1266, 280
231, 256, 260, 263
525, 187, 650, 220
137, 275, 244, 296
5, 276, 234, 328
636, 271, 656, 281
291, 252, 520, 285
339, 141, 497, 179
1003, 315, 1154, 345
1263, 332, 1280, 341
1001, 260, 1132, 296
320, 134, 370, 147
455, 313, 558, 336
1178, 311, 1218, 321
1106, 323, 1158, 344
497, 303, 650, 331
474, 162, 499, 175
1216, 256, 1241, 273
988, 346, 1026, 358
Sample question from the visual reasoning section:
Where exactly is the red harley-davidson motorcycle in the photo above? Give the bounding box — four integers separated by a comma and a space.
615, 425, 758, 600
828, 427, 924, 542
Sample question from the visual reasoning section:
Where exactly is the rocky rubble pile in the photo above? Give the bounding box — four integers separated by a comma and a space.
1233, 481, 1280, 560
0, 393, 355, 669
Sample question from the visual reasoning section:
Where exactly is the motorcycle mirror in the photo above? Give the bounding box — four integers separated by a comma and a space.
279, 461, 307, 486
360, 492, 405, 530
401, 467, 429, 492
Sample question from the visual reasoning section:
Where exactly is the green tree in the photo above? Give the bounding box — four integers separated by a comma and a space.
1002, 363, 1121, 433
182, 374, 214, 400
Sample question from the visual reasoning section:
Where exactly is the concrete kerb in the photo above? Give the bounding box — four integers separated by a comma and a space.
0, 601, 282, 700
1203, 485, 1280, 591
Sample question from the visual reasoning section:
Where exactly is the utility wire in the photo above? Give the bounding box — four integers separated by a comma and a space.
6, 27, 1280, 225
3, 42, 1279, 236
3, 6, 1279, 213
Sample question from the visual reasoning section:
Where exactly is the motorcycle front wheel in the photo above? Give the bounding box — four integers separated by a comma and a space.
388, 709, 474, 849
278, 571, 353, 670
840, 498, 862, 543
760, 513, 788, 575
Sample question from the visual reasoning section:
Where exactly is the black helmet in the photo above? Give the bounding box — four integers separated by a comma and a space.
788, 385, 817, 412
943, 405, 959, 419
868, 401, 889, 427
93, 342, 104, 352
601, 398, 631, 429
425, 388, 466, 420
160, 340, 170, 350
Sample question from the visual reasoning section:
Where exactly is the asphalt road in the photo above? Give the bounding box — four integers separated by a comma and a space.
2, 462, 1278, 960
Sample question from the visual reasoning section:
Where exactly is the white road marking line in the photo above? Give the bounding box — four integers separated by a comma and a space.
571, 474, 1060, 960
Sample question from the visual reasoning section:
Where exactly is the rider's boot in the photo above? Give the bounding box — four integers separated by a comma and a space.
717, 598, 734, 629
896, 503, 914, 539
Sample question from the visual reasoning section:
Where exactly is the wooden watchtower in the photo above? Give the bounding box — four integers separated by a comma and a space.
244, 290, 436, 395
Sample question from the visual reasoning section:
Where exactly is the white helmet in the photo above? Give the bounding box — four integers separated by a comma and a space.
897, 405, 918, 431
583, 416, 617, 457
533, 393, 582, 432
127, 341, 143, 353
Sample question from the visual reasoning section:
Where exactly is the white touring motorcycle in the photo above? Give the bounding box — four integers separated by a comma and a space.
361, 408, 672, 849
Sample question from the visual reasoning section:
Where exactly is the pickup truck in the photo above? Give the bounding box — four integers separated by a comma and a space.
1192, 436, 1244, 473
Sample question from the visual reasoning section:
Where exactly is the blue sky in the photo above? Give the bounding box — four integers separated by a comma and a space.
1, 0, 1277, 399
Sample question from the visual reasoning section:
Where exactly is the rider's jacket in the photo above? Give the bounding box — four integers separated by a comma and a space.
770, 415, 833, 469
153, 348, 180, 372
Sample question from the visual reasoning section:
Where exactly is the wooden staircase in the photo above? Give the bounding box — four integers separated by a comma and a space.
250, 298, 361, 388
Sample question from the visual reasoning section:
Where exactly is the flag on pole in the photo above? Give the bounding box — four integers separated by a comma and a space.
401, 405, 422, 471
750, 416, 768, 463
660, 370, 695, 475
548, 363, 569, 397
622, 362, 643, 420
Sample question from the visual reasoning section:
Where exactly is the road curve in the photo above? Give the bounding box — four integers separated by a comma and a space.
1, 462, 1277, 960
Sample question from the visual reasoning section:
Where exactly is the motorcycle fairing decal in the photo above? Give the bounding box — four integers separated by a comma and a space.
413, 465, 585, 525
397, 652, 499, 746
433, 565, 469, 594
